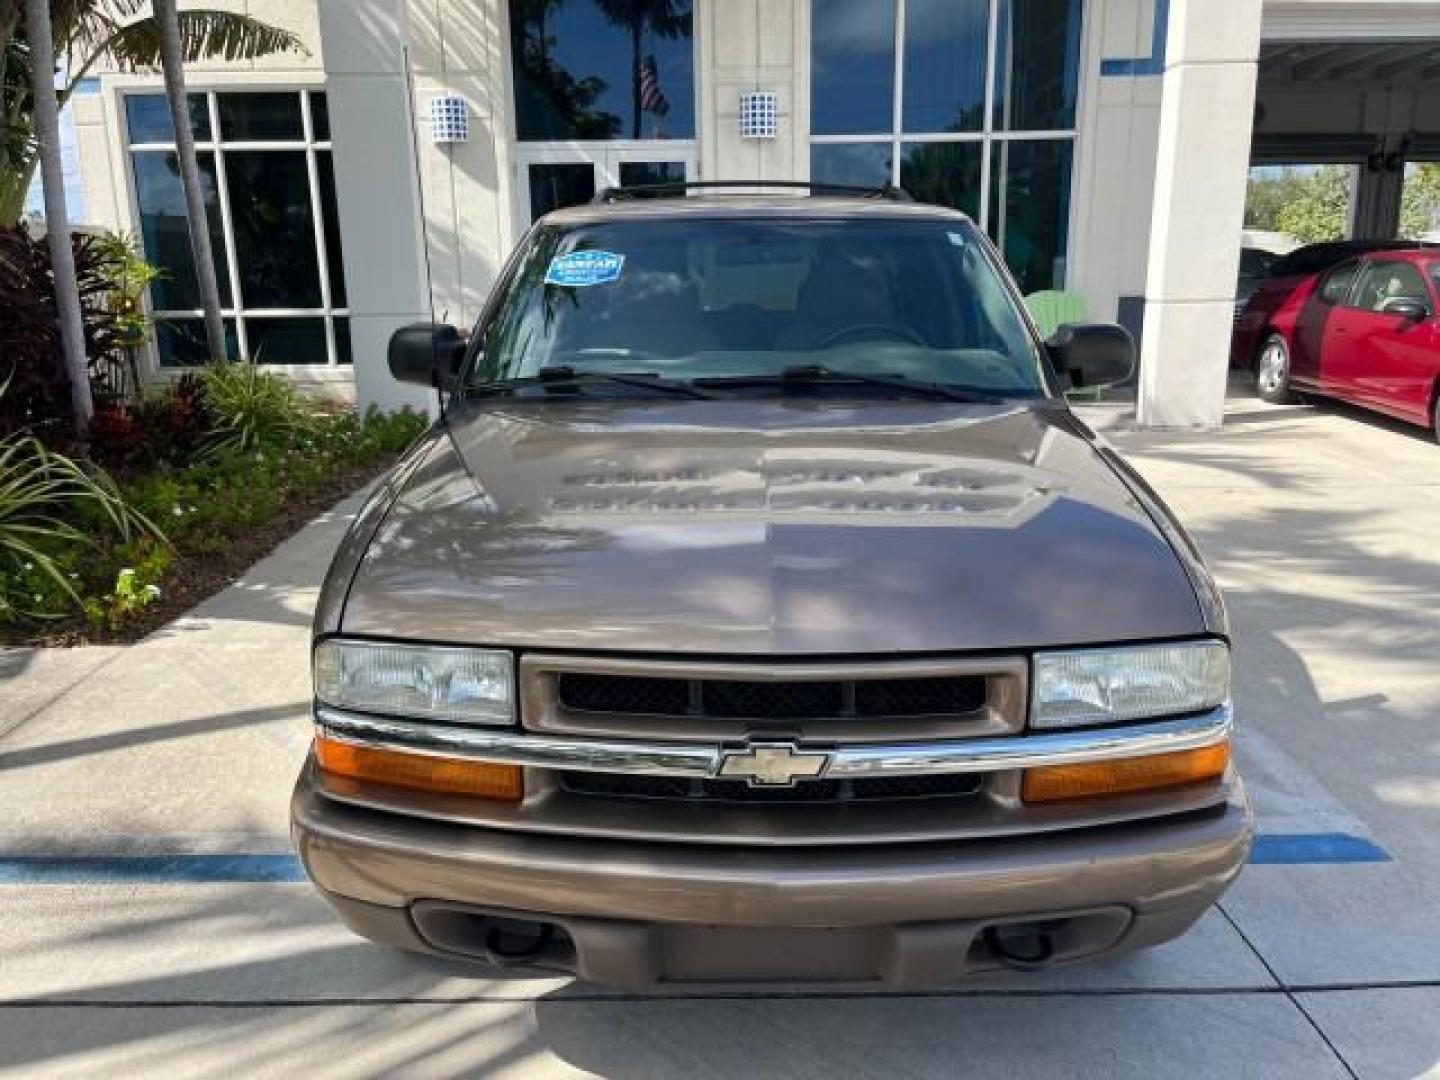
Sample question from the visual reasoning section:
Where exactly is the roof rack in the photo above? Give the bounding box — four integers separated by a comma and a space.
591, 180, 914, 204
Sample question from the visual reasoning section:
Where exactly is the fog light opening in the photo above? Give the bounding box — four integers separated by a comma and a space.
984, 923, 1057, 972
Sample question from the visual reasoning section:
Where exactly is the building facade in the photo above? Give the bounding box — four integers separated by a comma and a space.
72, 0, 1440, 425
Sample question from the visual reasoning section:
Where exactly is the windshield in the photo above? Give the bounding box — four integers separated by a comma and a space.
466, 217, 1050, 396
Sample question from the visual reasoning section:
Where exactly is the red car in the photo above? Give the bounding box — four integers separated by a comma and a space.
1233, 243, 1440, 441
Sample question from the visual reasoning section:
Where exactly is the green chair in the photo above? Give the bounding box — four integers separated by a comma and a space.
1023, 289, 1088, 339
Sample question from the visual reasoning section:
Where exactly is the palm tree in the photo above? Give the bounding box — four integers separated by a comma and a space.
592, 0, 689, 139
152, 0, 222, 361
1, 1, 305, 224
22, 0, 91, 430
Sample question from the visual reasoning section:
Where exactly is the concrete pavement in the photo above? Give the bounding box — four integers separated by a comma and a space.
2, 388, 1437, 1078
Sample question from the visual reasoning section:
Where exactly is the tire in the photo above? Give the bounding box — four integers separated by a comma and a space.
1255, 333, 1296, 405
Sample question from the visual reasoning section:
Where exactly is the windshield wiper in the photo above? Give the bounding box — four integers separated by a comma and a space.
696, 365, 1007, 403
469, 366, 716, 400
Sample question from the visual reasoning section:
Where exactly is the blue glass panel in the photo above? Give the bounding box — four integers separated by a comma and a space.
902, 0, 988, 133
811, 0, 895, 136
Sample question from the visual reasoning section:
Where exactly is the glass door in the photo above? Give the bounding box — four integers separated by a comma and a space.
516, 146, 696, 231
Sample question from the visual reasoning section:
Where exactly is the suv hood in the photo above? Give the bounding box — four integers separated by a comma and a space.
340, 400, 1204, 654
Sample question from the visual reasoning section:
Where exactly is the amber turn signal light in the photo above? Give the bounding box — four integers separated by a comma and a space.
315, 735, 523, 801
1022, 741, 1230, 804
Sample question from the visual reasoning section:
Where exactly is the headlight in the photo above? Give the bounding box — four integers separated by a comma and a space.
1031, 641, 1230, 730
313, 640, 515, 726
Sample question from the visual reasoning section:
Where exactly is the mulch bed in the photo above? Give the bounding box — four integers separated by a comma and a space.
3, 461, 385, 649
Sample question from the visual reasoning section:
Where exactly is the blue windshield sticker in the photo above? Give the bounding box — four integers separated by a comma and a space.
545, 250, 625, 287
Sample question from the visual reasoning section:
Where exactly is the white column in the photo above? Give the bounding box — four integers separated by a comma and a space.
702, 0, 808, 185
1136, 0, 1263, 428
318, 0, 434, 414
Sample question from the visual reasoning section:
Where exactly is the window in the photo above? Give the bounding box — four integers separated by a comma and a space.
811, 0, 1082, 293
126, 89, 349, 367
1318, 259, 1361, 306
1351, 261, 1429, 314
509, 0, 695, 141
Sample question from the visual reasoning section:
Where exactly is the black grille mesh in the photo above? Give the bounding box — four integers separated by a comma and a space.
558, 672, 985, 719
560, 771, 983, 804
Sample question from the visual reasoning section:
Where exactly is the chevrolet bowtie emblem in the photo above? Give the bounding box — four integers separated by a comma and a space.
718, 743, 830, 787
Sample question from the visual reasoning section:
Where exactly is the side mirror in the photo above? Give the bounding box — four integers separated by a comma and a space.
1046, 322, 1136, 390
388, 323, 467, 390
1379, 297, 1428, 324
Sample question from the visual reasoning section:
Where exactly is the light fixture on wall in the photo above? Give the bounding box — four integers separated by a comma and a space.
430, 95, 469, 144
738, 92, 778, 140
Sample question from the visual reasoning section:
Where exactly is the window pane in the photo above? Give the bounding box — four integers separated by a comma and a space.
246, 317, 329, 364
218, 92, 304, 141
156, 318, 238, 366
316, 151, 347, 307
224, 150, 322, 308
811, 142, 892, 188
126, 92, 210, 143
993, 0, 1083, 132
509, 0, 694, 141
618, 160, 686, 192
132, 151, 232, 309
900, 141, 982, 218
1318, 261, 1361, 305
309, 92, 330, 141
902, 0, 988, 134
528, 162, 596, 221
989, 138, 1073, 294
1352, 261, 1428, 313
334, 317, 353, 364
812, 0, 895, 136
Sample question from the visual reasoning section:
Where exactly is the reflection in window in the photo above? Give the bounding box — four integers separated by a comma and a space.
246, 317, 329, 364
811, 0, 895, 136
901, 142, 982, 219
218, 92, 304, 141
993, 0, 1082, 132
811, 143, 892, 188
225, 150, 321, 308
156, 318, 238, 367
131, 151, 232, 308
528, 162, 596, 220
618, 160, 686, 193
510, 0, 694, 141
810, 0, 1081, 292
988, 139, 1072, 295
126, 90, 348, 367
902, 0, 988, 134
126, 93, 210, 143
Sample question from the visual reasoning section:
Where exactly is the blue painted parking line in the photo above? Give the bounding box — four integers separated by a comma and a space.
0, 854, 307, 884
0, 833, 1391, 884
1249, 833, 1391, 865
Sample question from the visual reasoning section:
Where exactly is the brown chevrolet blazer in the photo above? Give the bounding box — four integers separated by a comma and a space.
292, 185, 1251, 987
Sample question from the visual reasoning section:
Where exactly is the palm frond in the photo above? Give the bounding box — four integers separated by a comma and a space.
103, 10, 308, 70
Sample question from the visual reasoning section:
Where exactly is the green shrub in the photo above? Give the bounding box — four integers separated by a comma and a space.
0, 414, 164, 622
199, 363, 302, 456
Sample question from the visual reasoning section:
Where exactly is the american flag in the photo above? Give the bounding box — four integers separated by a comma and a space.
639, 54, 669, 117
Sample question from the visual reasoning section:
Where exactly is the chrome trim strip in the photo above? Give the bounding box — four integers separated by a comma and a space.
315, 704, 1232, 779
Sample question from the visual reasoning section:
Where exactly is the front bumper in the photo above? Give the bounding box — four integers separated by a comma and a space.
293, 766, 1252, 987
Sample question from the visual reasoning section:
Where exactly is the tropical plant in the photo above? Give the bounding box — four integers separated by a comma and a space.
0, 224, 138, 443
1, 0, 306, 224
0, 380, 161, 620
198, 362, 300, 455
